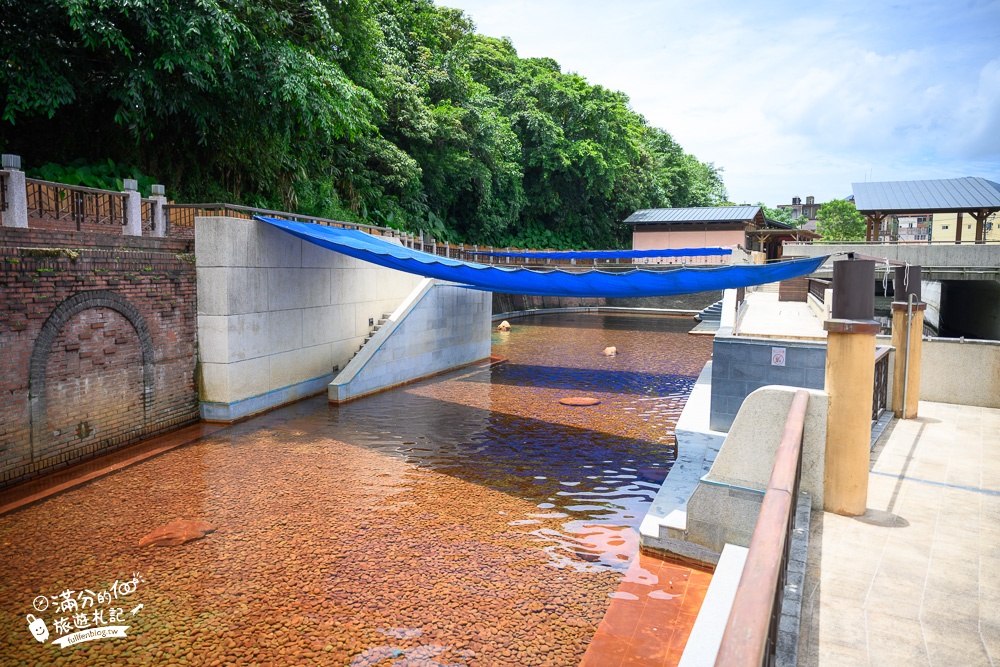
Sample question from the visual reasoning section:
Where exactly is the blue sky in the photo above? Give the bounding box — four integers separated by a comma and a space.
440, 0, 1000, 206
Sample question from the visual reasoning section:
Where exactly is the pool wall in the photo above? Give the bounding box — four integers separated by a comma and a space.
329, 278, 492, 403
195, 216, 425, 421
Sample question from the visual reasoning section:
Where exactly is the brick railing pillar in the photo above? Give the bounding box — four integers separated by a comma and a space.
2, 154, 28, 228
151, 184, 167, 237
122, 178, 142, 236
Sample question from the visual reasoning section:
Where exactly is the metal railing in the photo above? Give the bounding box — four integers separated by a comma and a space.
25, 178, 128, 230
807, 277, 830, 303
716, 389, 810, 667
872, 346, 891, 423
140, 198, 155, 234
785, 239, 1000, 245
163, 202, 734, 270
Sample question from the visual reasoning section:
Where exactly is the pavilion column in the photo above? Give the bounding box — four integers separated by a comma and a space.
956, 212, 963, 243
891, 266, 924, 419
824, 257, 879, 516
974, 209, 986, 244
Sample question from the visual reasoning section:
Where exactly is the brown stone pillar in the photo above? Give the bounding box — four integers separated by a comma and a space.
824, 258, 879, 516
891, 265, 924, 419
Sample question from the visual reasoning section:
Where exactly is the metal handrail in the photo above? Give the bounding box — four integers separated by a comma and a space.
716, 389, 810, 667
162, 202, 386, 234
872, 346, 892, 422
785, 239, 999, 245
25, 178, 129, 230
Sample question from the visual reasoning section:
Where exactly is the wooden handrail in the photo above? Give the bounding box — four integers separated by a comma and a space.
715, 389, 810, 667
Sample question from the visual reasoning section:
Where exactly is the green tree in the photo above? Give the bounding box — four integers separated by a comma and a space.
816, 199, 866, 241
758, 203, 798, 227
1, 0, 728, 249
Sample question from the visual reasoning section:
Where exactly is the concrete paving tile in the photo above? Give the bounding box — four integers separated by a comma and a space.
922, 621, 991, 667
814, 640, 869, 667
863, 574, 925, 619
977, 588, 1000, 627
919, 588, 979, 624
814, 602, 868, 649
819, 574, 873, 606
979, 622, 1000, 664
865, 611, 929, 666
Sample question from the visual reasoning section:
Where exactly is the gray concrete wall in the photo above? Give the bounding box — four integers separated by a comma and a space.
195, 217, 424, 421
686, 386, 828, 553
330, 280, 491, 403
783, 242, 1000, 269
710, 329, 827, 431
920, 338, 1000, 408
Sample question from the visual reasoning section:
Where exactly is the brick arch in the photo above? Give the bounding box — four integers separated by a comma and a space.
28, 290, 155, 457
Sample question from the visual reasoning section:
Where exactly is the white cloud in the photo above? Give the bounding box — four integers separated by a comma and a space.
439, 0, 1000, 205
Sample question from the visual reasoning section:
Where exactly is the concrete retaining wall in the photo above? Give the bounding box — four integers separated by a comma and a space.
919, 337, 1000, 408
195, 217, 424, 421
710, 329, 827, 431
330, 280, 491, 403
783, 242, 1000, 268
686, 386, 828, 554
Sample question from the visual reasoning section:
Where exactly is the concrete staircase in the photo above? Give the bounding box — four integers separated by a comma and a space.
694, 299, 724, 323
690, 299, 724, 335
352, 313, 392, 361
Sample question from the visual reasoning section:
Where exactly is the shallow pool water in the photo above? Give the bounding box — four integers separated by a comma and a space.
0, 312, 711, 666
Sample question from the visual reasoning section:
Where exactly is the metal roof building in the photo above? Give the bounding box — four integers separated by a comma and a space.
624, 206, 763, 225
625, 206, 817, 260
851, 177, 1000, 242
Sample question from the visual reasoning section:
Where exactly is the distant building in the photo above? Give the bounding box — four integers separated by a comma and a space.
624, 206, 818, 262
894, 213, 931, 242
777, 196, 821, 231
932, 211, 1000, 242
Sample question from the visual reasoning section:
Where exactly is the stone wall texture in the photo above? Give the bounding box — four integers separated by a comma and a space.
0, 227, 199, 488
195, 217, 425, 421
709, 331, 827, 432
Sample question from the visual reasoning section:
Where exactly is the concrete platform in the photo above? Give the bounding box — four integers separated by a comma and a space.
798, 400, 1000, 666
737, 292, 826, 340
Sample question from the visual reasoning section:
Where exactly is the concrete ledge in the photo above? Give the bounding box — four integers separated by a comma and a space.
200, 373, 332, 422
639, 361, 726, 564
331, 278, 435, 391
330, 279, 491, 403
677, 543, 749, 667
492, 306, 700, 321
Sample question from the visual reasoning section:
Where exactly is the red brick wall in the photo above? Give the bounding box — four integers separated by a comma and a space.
0, 227, 199, 488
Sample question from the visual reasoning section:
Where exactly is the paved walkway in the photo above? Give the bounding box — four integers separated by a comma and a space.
799, 401, 1000, 666
737, 291, 826, 340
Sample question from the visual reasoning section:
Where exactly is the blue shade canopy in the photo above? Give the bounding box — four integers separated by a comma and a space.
466, 247, 732, 259
257, 217, 828, 298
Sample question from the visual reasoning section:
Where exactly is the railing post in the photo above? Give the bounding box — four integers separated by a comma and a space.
823, 257, 879, 516
122, 178, 142, 236
150, 184, 167, 237
891, 266, 925, 419
1, 154, 28, 228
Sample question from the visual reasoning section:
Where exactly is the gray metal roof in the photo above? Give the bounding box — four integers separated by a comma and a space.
624, 205, 761, 225
852, 177, 1000, 212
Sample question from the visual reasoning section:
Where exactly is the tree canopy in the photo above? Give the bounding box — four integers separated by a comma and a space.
1, 0, 728, 248
757, 202, 798, 227
816, 199, 866, 241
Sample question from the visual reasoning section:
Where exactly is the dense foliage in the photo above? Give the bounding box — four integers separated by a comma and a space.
757, 203, 798, 227
1, 0, 727, 247
816, 199, 866, 241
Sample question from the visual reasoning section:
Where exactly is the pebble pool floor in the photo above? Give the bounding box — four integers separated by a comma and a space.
0, 312, 713, 666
